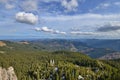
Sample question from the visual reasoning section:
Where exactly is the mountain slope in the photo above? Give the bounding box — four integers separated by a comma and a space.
0, 40, 120, 79
0, 49, 120, 80
0, 40, 118, 59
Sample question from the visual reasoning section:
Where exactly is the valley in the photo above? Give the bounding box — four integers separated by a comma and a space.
0, 39, 120, 80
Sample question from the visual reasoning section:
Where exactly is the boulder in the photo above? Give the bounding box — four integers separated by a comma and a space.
0, 66, 17, 80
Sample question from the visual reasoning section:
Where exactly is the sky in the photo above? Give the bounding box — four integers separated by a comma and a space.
1, 0, 120, 39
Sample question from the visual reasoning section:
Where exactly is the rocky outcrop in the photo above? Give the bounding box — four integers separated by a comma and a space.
0, 66, 17, 80
0, 41, 6, 47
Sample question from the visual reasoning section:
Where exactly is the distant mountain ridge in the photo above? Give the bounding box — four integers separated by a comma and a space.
0, 39, 120, 59
83, 39, 120, 51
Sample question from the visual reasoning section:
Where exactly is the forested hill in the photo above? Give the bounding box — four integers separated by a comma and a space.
0, 40, 120, 80
0, 49, 120, 80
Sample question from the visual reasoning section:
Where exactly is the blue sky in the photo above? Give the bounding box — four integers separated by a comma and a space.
1, 0, 120, 39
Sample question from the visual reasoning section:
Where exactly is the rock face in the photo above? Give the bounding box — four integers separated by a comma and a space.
0, 66, 17, 80
0, 41, 6, 47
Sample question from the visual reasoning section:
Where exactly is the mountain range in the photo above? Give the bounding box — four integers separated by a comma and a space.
0, 39, 120, 59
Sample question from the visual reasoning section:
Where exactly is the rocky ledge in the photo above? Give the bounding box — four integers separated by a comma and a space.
0, 66, 17, 80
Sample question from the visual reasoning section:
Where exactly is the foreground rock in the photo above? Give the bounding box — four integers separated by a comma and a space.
0, 66, 17, 80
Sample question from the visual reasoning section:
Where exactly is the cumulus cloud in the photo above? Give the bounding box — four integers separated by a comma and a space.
35, 27, 66, 35
61, 0, 78, 12
97, 22, 120, 32
41, 27, 53, 32
15, 12, 38, 25
21, 0, 38, 11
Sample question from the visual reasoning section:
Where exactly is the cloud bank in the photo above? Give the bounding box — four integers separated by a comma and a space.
97, 22, 120, 32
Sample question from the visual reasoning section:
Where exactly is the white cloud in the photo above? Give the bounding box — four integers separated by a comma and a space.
41, 27, 53, 32
42, 13, 120, 38
21, 0, 38, 11
70, 26, 120, 39
35, 27, 66, 35
35, 26, 120, 38
69, 21, 120, 37
70, 31, 118, 38
15, 12, 38, 25
35, 27, 41, 31
61, 0, 78, 12
54, 30, 66, 34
